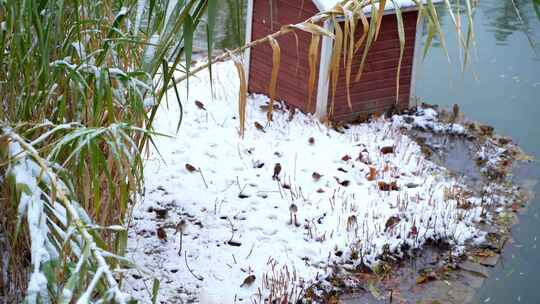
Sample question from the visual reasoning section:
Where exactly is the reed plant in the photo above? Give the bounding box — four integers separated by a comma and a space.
0, 0, 217, 302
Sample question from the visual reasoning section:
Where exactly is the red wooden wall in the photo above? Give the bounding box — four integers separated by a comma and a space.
329, 11, 418, 121
248, 0, 321, 113
248, 1, 418, 122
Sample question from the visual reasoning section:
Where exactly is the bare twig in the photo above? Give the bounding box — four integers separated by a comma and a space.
184, 251, 204, 281
198, 168, 209, 189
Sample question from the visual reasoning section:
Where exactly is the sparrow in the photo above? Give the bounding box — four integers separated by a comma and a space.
259, 103, 280, 111
289, 203, 299, 226
380, 146, 394, 155
240, 274, 256, 287
185, 163, 198, 173
384, 216, 401, 232
366, 166, 377, 181
312, 172, 322, 181
308, 137, 315, 145
272, 163, 281, 180
334, 177, 350, 187
156, 226, 167, 241
195, 100, 206, 110
341, 154, 352, 161
254, 121, 266, 133
288, 107, 296, 121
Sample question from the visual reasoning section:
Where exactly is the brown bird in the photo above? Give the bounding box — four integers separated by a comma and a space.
195, 100, 206, 110
312, 172, 322, 181
384, 216, 401, 232
254, 121, 266, 133
240, 274, 256, 287
259, 103, 280, 111
289, 203, 299, 226
366, 166, 377, 181
341, 154, 352, 161
175, 219, 186, 256
334, 177, 350, 187
185, 163, 198, 173
156, 226, 167, 241
308, 137, 315, 145
272, 163, 282, 180
380, 146, 394, 155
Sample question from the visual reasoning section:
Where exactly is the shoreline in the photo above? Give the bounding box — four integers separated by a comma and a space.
334, 104, 534, 303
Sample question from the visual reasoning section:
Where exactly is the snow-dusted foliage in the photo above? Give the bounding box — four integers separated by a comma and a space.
1, 0, 213, 301
2, 128, 133, 304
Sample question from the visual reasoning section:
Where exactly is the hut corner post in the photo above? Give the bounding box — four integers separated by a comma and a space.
409, 12, 424, 108
314, 20, 333, 118
244, 0, 254, 84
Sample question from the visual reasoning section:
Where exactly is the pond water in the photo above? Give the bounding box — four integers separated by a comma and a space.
416, 0, 540, 303
200, 0, 540, 302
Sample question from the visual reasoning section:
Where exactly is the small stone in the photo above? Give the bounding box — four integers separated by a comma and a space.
458, 261, 490, 278
478, 254, 500, 267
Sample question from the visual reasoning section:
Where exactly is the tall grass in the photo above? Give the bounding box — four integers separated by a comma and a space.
0, 0, 216, 302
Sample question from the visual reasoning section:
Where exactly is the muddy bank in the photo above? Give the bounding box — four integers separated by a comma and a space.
318, 104, 535, 304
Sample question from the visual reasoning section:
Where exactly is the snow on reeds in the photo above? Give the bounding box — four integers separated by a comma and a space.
0, 0, 212, 302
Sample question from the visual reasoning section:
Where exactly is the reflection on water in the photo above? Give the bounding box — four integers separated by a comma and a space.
199, 0, 540, 302
194, 0, 246, 52
482, 0, 537, 46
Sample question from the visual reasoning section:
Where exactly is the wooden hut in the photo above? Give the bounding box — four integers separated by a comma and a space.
245, 0, 439, 121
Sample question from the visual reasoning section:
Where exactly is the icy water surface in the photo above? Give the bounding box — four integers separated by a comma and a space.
416, 0, 540, 302
201, 0, 540, 302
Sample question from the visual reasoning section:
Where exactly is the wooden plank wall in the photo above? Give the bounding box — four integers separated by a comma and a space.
248, 0, 321, 113
329, 11, 418, 122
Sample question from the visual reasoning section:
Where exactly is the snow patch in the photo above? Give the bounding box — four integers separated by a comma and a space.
124, 61, 492, 303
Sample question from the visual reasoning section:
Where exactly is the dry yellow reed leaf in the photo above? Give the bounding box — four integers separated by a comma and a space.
375, 0, 387, 40
307, 34, 321, 112
343, 8, 356, 111
354, 10, 369, 54
390, 0, 406, 104
233, 58, 247, 138
289, 23, 335, 38
355, 12, 377, 82
267, 36, 281, 121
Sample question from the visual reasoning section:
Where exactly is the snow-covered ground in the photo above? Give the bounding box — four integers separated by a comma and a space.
124, 61, 489, 303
